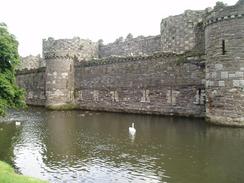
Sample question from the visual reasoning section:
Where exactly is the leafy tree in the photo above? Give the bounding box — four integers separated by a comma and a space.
0, 23, 25, 115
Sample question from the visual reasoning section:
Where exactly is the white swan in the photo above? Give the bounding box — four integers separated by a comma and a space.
15, 121, 21, 126
129, 123, 136, 136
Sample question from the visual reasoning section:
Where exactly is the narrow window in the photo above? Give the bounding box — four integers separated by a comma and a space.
222, 40, 226, 55
198, 88, 201, 97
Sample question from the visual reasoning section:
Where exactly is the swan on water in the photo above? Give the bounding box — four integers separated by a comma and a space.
129, 123, 136, 135
15, 121, 21, 126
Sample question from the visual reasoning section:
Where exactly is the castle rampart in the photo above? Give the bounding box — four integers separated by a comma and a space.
16, 0, 244, 126
74, 53, 205, 117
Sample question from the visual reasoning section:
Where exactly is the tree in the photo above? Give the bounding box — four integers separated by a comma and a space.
0, 23, 25, 115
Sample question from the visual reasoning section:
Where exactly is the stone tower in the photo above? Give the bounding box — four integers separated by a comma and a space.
43, 37, 98, 109
205, 0, 244, 126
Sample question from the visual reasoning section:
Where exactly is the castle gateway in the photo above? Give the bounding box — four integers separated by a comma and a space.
17, 0, 244, 127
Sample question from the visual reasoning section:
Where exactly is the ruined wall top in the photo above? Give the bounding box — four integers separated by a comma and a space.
17, 55, 45, 70
160, 10, 205, 54
98, 34, 161, 58
42, 37, 98, 61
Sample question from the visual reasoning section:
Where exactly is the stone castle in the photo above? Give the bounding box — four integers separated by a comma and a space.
16, 0, 244, 126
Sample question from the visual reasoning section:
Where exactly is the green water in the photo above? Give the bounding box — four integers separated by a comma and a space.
0, 107, 243, 183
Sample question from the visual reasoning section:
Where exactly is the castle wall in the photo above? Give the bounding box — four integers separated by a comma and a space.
99, 35, 161, 58
205, 0, 244, 126
74, 53, 205, 117
15, 0, 244, 126
16, 68, 46, 106
160, 10, 205, 54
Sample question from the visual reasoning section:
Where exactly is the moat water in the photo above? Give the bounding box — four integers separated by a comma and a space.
0, 107, 243, 183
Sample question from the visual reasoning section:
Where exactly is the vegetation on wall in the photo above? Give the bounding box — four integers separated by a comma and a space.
0, 23, 25, 115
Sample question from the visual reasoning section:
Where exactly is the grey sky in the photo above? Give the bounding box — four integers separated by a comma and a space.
0, 0, 237, 56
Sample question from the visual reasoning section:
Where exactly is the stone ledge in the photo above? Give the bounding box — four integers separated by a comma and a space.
206, 115, 244, 127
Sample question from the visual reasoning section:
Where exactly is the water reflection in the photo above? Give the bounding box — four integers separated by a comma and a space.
0, 107, 244, 183
129, 133, 136, 143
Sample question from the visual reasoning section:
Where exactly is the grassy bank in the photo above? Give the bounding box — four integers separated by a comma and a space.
0, 161, 48, 183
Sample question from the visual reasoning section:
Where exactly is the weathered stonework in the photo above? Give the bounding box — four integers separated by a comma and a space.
17, 55, 45, 70
160, 10, 205, 54
74, 53, 205, 117
205, 0, 244, 126
16, 0, 244, 126
16, 67, 46, 106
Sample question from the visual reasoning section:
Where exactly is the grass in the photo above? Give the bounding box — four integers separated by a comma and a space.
0, 161, 48, 183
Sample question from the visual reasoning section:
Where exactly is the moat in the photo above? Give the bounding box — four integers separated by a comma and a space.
0, 107, 243, 183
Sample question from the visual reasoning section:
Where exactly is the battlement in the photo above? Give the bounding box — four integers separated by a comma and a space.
43, 37, 98, 61
205, 0, 244, 26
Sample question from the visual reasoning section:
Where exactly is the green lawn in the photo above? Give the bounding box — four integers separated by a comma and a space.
0, 161, 48, 183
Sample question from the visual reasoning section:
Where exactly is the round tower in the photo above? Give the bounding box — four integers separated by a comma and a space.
43, 37, 98, 109
205, 0, 244, 126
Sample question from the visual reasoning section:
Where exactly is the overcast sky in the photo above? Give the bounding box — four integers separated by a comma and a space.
0, 0, 237, 56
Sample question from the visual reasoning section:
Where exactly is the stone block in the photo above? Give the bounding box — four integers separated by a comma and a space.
221, 72, 228, 79
215, 64, 223, 70
235, 72, 243, 78
202, 79, 206, 84
240, 80, 244, 87
206, 73, 210, 79
212, 72, 217, 79
229, 73, 236, 78
219, 81, 225, 87
233, 80, 240, 87
208, 81, 214, 86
